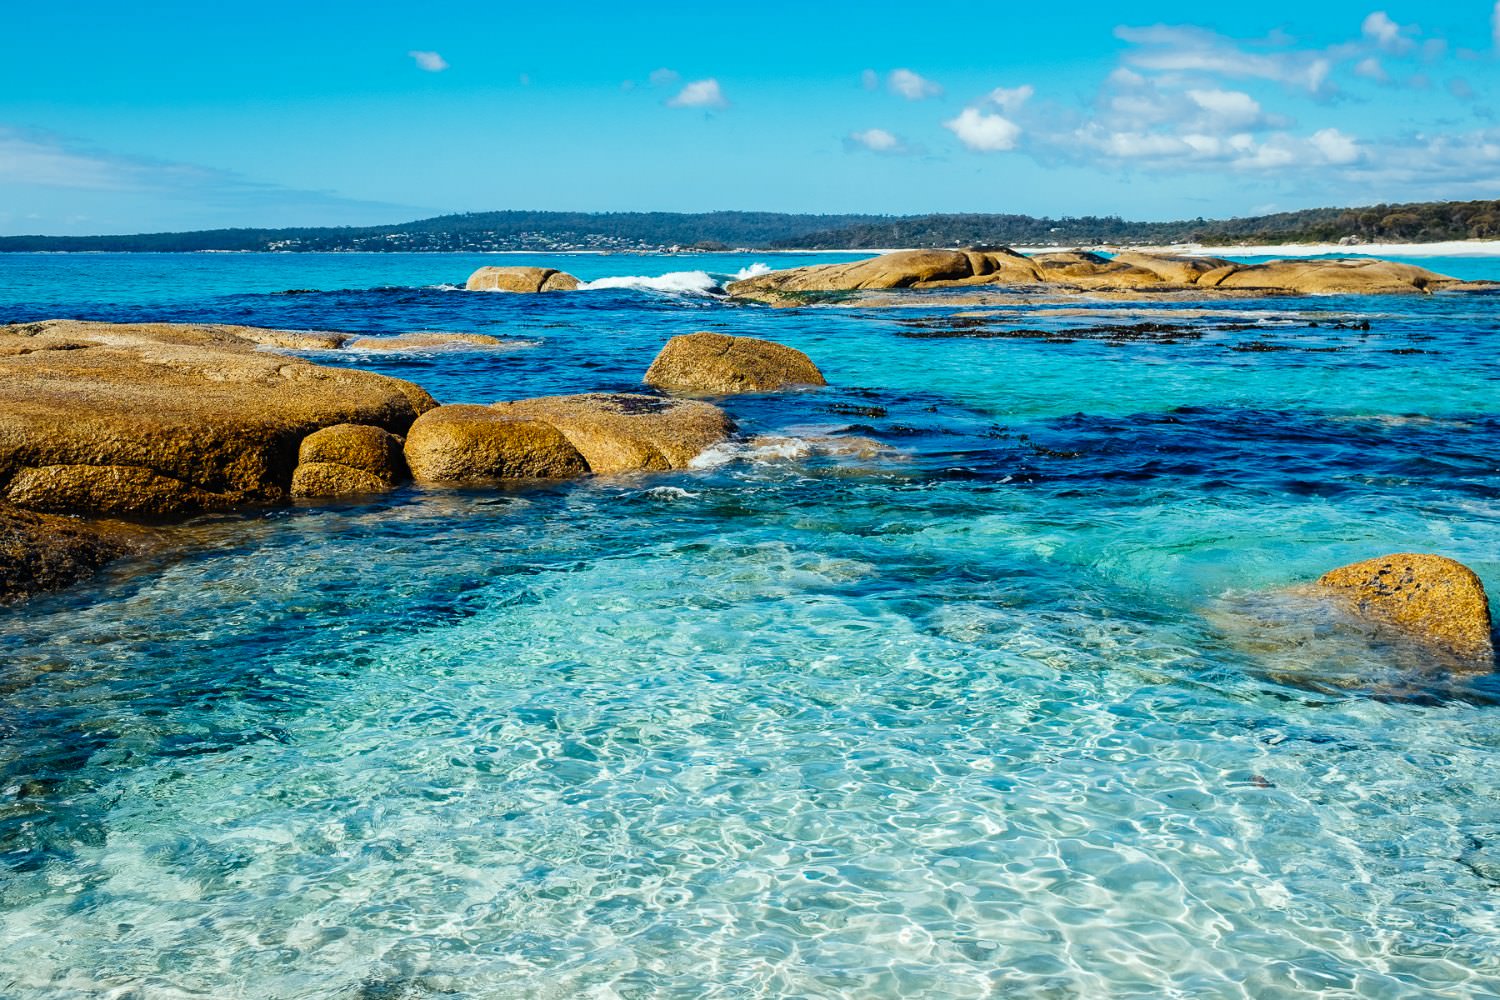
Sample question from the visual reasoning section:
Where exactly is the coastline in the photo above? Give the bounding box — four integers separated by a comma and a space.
1077, 240, 1500, 259
8, 241, 1500, 258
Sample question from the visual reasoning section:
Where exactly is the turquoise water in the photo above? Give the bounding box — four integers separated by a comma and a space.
2, 252, 1499, 998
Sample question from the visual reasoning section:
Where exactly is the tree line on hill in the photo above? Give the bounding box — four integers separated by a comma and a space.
1, 201, 1495, 252
774, 201, 1500, 249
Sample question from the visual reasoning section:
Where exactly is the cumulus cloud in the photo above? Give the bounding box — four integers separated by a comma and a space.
408, 50, 448, 73
1361, 12, 1412, 53
1186, 88, 1267, 130
1091, 71, 1280, 135
1309, 127, 1361, 164
649, 68, 681, 87
903, 17, 1491, 194
889, 69, 942, 101
944, 107, 1021, 151
846, 128, 909, 153
1355, 57, 1388, 81
985, 85, 1035, 114
667, 79, 728, 109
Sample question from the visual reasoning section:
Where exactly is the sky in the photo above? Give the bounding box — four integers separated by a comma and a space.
2, 0, 1498, 234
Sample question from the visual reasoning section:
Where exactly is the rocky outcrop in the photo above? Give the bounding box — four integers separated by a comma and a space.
1317, 553, 1493, 662
0, 503, 135, 603
1099, 251, 1240, 285
1204, 259, 1451, 295
644, 332, 827, 394
5, 465, 241, 517
725, 248, 1469, 303
725, 250, 975, 303
291, 424, 408, 497
404, 406, 589, 483
490, 394, 733, 474
0, 321, 437, 517
465, 266, 581, 293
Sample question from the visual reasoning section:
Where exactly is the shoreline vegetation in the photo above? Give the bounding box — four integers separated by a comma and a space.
2, 199, 1498, 254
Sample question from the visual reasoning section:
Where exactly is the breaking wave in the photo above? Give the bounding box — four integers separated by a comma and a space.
576, 263, 772, 298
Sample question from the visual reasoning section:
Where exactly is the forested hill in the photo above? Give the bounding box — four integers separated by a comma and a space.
2, 201, 1497, 252
0, 212, 883, 253
775, 200, 1500, 249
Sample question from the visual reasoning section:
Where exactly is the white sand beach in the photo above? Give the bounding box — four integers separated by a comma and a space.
1082, 240, 1500, 259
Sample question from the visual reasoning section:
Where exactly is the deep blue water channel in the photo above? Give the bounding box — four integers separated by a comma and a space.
1, 252, 1499, 998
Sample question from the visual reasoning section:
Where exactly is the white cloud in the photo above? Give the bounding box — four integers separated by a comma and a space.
944, 107, 1021, 151
985, 85, 1035, 114
0, 125, 418, 229
408, 50, 448, 73
1094, 71, 1280, 135
1115, 25, 1336, 97
1310, 127, 1361, 164
0, 128, 131, 189
1361, 12, 1408, 52
1186, 88, 1265, 129
1066, 121, 1361, 171
1494, 2, 1500, 49
889, 68, 942, 101
667, 79, 728, 109
847, 128, 907, 153
649, 68, 680, 87
861, 68, 879, 90
1355, 57, 1389, 81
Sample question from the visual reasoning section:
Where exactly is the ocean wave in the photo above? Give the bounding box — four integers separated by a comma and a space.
576, 262, 772, 297
578, 270, 725, 296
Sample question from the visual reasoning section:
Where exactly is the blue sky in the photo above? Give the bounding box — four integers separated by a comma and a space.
3, 0, 1498, 234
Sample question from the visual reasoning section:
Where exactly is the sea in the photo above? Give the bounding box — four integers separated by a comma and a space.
1, 250, 1499, 998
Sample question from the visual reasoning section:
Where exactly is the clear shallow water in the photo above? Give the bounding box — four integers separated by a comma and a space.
1, 253, 1500, 997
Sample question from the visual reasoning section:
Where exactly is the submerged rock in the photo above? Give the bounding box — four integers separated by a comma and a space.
291, 424, 408, 497
644, 332, 827, 394
348, 332, 511, 351
404, 406, 589, 483
490, 394, 733, 474
0, 320, 436, 516
1317, 553, 1493, 662
0, 502, 135, 602
747, 434, 898, 461
465, 266, 581, 293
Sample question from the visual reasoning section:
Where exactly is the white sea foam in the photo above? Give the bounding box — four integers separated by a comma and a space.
688, 440, 752, 469
576, 263, 772, 297
638, 486, 700, 501
689, 435, 826, 469
578, 270, 725, 296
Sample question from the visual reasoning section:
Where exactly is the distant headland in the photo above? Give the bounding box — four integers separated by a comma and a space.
1, 199, 1497, 254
